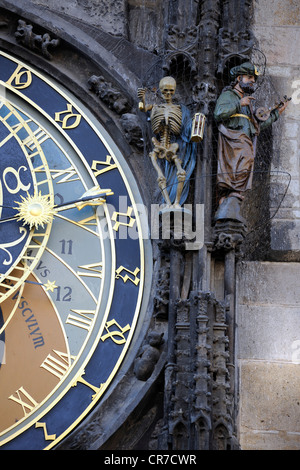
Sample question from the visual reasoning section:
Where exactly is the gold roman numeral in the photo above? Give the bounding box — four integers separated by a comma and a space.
8, 386, 39, 417
40, 350, 72, 379
66, 309, 96, 331
77, 262, 103, 279
49, 166, 80, 184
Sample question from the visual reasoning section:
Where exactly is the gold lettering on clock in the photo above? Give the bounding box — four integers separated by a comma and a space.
8, 386, 39, 416
101, 319, 131, 345
3, 166, 31, 194
0, 227, 27, 267
91, 155, 117, 177
111, 207, 136, 232
115, 266, 140, 285
6, 64, 32, 89
55, 103, 81, 129
72, 373, 104, 400
35, 422, 56, 441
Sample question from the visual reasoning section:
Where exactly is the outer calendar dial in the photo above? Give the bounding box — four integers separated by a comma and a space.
0, 51, 150, 450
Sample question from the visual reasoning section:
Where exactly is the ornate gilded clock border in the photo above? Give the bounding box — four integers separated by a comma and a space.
0, 49, 155, 451
0, 8, 158, 450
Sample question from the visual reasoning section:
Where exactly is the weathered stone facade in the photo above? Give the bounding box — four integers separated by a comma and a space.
237, 0, 300, 450
0, 0, 299, 451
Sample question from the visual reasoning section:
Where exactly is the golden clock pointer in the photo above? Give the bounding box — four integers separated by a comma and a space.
0, 279, 57, 336
0, 186, 111, 333
0, 186, 113, 228
0, 281, 25, 336
23, 279, 58, 292
0, 53, 146, 450
0, 260, 57, 336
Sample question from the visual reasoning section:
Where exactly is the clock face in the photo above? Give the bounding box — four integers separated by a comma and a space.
0, 51, 151, 450
0, 101, 53, 303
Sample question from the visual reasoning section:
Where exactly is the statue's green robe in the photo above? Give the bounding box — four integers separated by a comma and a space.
214, 88, 279, 194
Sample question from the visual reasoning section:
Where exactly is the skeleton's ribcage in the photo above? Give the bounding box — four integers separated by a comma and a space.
151, 105, 182, 137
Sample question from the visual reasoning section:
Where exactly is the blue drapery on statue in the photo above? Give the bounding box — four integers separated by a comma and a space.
163, 105, 197, 205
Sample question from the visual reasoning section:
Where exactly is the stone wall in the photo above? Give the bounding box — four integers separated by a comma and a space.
28, 0, 127, 35
4, 0, 300, 451
253, 0, 300, 257
237, 0, 300, 450
237, 261, 300, 449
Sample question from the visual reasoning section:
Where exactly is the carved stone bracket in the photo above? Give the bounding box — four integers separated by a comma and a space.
134, 330, 165, 381
119, 113, 143, 148
88, 75, 145, 148
213, 220, 246, 253
88, 75, 131, 115
15, 19, 60, 60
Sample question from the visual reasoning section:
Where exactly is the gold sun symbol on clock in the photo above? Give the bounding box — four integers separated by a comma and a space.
14, 192, 55, 229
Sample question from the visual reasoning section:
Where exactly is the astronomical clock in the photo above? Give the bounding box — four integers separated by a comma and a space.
0, 50, 151, 450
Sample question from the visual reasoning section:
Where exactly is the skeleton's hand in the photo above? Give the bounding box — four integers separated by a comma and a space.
137, 88, 152, 112
137, 88, 146, 100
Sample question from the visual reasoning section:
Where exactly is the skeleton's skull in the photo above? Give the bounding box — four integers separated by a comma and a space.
159, 76, 176, 101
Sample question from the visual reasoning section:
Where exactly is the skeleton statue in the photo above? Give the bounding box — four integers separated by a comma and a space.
138, 77, 198, 207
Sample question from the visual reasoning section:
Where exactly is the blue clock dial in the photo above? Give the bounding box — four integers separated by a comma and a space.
0, 116, 33, 274
0, 101, 54, 304
0, 51, 151, 450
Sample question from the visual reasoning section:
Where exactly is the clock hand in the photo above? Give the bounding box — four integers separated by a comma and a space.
0, 213, 18, 224
0, 283, 25, 335
24, 278, 58, 292
54, 187, 114, 212
0, 277, 58, 335
0, 204, 21, 224
4, 186, 114, 229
